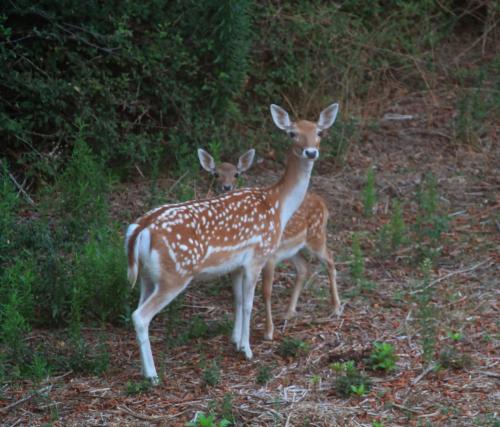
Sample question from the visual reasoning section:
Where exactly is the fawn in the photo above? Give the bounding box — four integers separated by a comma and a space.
198, 148, 340, 341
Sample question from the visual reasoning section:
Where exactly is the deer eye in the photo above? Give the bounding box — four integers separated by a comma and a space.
213, 172, 219, 178
234, 173, 240, 178
317, 130, 325, 138
288, 131, 296, 138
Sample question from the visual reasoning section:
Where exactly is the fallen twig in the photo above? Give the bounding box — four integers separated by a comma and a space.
410, 259, 493, 295
0, 385, 52, 414
8, 172, 35, 206
391, 402, 421, 415
411, 363, 437, 386
117, 404, 191, 422
473, 370, 500, 379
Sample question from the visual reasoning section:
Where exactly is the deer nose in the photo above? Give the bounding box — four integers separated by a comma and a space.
223, 184, 233, 192
304, 148, 318, 159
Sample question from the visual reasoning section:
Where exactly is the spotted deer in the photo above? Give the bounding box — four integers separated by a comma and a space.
197, 148, 255, 193
197, 151, 341, 342
126, 103, 339, 383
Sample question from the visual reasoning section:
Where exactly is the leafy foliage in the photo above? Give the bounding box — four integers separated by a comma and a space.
414, 258, 438, 366
332, 361, 371, 397
187, 412, 231, 427
278, 337, 310, 358
366, 342, 398, 371
1, 0, 253, 177
415, 173, 449, 260
202, 359, 221, 387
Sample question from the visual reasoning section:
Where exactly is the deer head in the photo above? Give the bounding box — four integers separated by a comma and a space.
197, 148, 255, 192
270, 103, 339, 160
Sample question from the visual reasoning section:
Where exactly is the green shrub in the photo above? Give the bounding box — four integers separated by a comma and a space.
366, 342, 398, 371
202, 359, 221, 387
350, 233, 365, 283
220, 393, 235, 425
0, 290, 30, 359
413, 258, 438, 366
389, 200, 407, 250
278, 337, 310, 358
63, 334, 110, 376
332, 361, 371, 397
52, 133, 110, 239
187, 412, 231, 427
350, 233, 375, 291
125, 379, 153, 396
415, 174, 449, 261
0, 163, 18, 261
256, 365, 273, 385
72, 226, 128, 325
438, 346, 472, 370
1, 0, 253, 176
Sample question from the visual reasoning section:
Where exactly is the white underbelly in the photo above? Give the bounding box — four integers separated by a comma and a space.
274, 242, 305, 263
196, 249, 252, 281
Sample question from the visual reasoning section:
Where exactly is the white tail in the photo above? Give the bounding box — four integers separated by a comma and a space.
198, 151, 341, 342
126, 103, 339, 383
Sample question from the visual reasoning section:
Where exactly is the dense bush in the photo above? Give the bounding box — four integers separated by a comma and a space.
2, 1, 496, 179
1, 0, 253, 179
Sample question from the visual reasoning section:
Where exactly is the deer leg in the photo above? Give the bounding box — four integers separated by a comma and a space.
231, 269, 244, 349
316, 247, 341, 315
132, 276, 191, 383
262, 260, 276, 341
239, 265, 261, 360
138, 276, 155, 306
284, 253, 309, 319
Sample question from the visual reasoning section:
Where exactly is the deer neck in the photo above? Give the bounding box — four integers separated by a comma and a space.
273, 150, 314, 233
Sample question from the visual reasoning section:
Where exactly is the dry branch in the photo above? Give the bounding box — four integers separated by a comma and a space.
410, 259, 493, 295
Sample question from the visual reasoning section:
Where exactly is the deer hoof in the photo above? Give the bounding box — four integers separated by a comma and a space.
333, 304, 343, 317
263, 331, 274, 341
242, 347, 253, 360
148, 376, 160, 386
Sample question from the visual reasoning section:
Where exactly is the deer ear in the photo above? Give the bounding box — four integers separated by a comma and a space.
237, 149, 255, 173
197, 148, 216, 173
317, 103, 339, 130
270, 104, 292, 130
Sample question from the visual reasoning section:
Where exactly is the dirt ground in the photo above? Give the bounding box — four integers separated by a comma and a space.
1, 89, 499, 426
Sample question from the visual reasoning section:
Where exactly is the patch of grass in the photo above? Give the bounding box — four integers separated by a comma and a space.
447, 331, 463, 342
472, 413, 500, 427
187, 412, 231, 427
350, 233, 375, 292
413, 258, 438, 367
125, 379, 153, 396
366, 342, 398, 372
256, 364, 273, 385
452, 65, 498, 146
389, 200, 407, 250
438, 346, 472, 370
220, 393, 235, 425
27, 352, 51, 384
52, 333, 111, 377
331, 361, 371, 397
415, 173, 449, 261
202, 359, 221, 387
278, 337, 310, 358
165, 315, 233, 349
